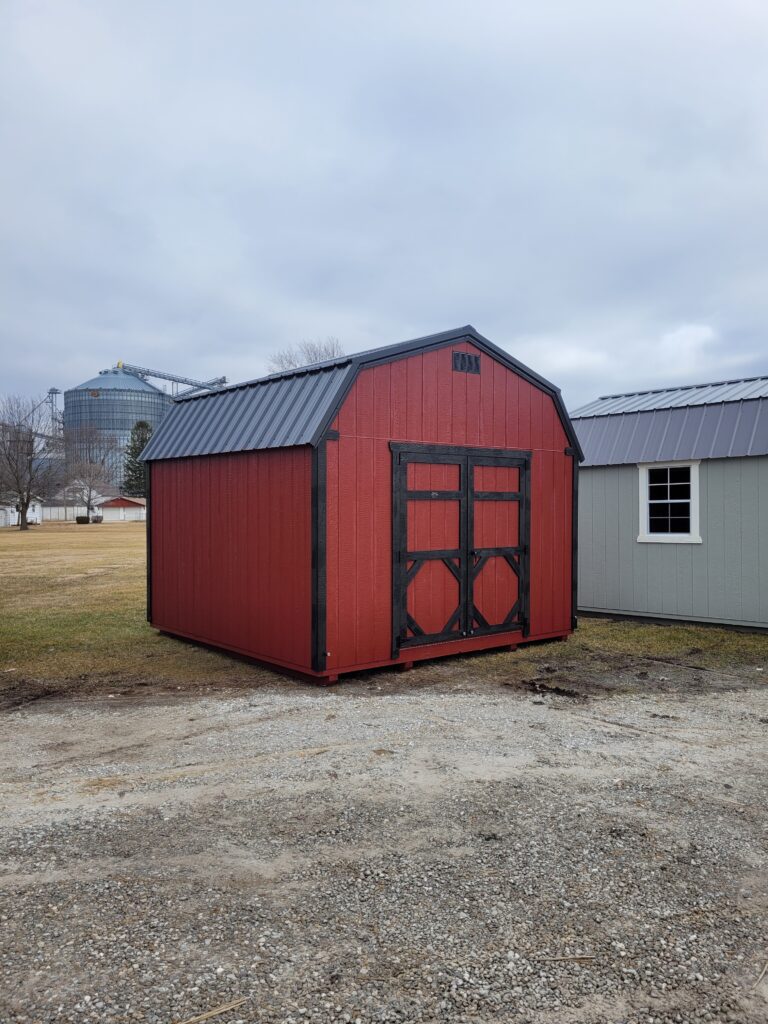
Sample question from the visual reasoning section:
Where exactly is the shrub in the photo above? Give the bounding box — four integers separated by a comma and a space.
75, 516, 90, 525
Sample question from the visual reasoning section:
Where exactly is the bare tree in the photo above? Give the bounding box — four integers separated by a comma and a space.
64, 425, 120, 519
268, 337, 345, 373
0, 395, 65, 530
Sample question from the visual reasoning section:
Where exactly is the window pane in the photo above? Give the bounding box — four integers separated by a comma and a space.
669, 483, 690, 499
643, 465, 694, 537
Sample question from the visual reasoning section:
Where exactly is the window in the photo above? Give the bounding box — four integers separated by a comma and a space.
637, 461, 701, 544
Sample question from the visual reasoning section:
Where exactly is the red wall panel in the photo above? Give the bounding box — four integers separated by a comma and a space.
325, 342, 573, 672
150, 447, 312, 671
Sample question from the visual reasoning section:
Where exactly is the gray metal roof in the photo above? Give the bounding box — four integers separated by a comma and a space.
140, 362, 355, 460
141, 325, 583, 462
574, 399, 768, 467
571, 371, 768, 466
571, 374, 768, 417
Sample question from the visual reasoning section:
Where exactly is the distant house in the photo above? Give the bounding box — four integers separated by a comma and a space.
571, 375, 768, 630
97, 495, 146, 522
0, 501, 42, 527
41, 485, 122, 522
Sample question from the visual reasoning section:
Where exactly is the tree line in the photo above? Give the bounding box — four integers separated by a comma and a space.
2, 338, 344, 530
0, 395, 152, 531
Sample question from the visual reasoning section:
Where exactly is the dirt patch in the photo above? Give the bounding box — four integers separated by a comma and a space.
518, 677, 588, 699
1, 669, 767, 1024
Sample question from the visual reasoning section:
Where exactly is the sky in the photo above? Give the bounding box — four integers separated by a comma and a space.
1, 1, 768, 412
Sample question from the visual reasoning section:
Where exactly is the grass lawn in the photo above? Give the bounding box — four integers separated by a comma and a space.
0, 521, 766, 696
0, 521, 272, 691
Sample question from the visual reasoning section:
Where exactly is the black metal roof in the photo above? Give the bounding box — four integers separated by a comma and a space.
141, 326, 583, 462
571, 374, 768, 467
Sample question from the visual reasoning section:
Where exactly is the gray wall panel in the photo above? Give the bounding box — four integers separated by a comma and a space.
740, 465, 760, 618
617, 466, 636, 610
604, 470, 620, 609
723, 461, 743, 621
691, 468, 709, 619
645, 544, 665, 616
579, 470, 595, 608
706, 460, 726, 621
577, 456, 768, 628
674, 545, 693, 618
592, 471, 608, 609
760, 459, 768, 623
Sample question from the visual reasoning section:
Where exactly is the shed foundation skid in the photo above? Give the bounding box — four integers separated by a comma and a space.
143, 327, 581, 680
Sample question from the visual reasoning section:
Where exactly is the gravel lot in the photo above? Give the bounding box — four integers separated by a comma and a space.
1, 647, 767, 1024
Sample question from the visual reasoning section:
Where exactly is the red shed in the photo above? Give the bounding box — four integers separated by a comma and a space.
141, 327, 582, 682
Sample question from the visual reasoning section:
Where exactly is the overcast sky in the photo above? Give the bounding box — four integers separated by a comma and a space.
2, 1, 767, 411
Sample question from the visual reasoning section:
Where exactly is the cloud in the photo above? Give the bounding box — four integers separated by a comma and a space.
516, 320, 762, 408
1, 0, 767, 410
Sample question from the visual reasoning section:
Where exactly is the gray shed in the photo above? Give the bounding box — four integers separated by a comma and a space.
571, 374, 768, 629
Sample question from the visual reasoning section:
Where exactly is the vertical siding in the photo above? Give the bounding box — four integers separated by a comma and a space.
578, 456, 768, 627
705, 461, 726, 621
151, 448, 313, 669
759, 458, 768, 624
326, 342, 574, 671
617, 468, 636, 609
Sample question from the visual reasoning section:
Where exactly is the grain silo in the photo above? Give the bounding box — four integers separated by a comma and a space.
63, 367, 172, 484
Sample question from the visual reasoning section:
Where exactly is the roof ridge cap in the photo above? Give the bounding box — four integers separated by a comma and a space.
598, 372, 768, 401
175, 358, 353, 402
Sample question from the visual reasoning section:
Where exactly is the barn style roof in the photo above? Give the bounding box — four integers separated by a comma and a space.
141, 326, 583, 462
571, 374, 768, 467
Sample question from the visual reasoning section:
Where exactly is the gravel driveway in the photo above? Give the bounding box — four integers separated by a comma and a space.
1, 651, 767, 1024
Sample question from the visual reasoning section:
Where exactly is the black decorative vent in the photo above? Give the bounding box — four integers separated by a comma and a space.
452, 351, 480, 374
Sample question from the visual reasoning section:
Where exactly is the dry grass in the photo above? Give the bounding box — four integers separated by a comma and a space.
516, 613, 768, 673
0, 522, 765, 696
0, 522, 269, 689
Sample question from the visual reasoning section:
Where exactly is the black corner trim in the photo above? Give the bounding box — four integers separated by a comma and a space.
311, 443, 328, 672
324, 428, 340, 440
566, 448, 579, 631
145, 463, 152, 623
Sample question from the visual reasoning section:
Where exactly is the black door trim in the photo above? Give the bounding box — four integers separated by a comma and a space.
390, 442, 531, 657
391, 443, 533, 461
390, 444, 469, 656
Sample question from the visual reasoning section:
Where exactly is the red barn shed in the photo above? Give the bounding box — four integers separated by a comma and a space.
141, 327, 583, 682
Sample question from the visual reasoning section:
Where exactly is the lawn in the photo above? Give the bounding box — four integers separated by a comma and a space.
0, 521, 765, 698
0, 521, 272, 692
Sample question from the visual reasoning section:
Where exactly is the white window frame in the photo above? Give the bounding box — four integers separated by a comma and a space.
637, 460, 702, 544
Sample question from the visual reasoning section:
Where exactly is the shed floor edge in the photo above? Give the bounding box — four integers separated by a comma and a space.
151, 623, 573, 681
578, 607, 768, 632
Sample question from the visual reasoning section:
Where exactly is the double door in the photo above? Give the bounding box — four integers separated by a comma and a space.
391, 444, 530, 654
